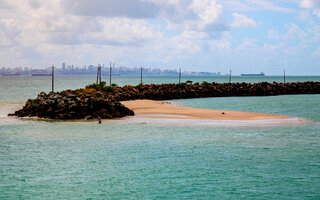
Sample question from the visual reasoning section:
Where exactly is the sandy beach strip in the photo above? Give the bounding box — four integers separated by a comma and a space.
121, 100, 292, 120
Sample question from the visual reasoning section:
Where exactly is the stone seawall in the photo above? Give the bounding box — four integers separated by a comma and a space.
108, 81, 320, 101
9, 81, 320, 120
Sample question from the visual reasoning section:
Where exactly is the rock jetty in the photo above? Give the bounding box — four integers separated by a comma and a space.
9, 81, 320, 120
104, 81, 320, 101
9, 88, 134, 119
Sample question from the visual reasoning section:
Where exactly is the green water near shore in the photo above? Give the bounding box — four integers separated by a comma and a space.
0, 76, 320, 199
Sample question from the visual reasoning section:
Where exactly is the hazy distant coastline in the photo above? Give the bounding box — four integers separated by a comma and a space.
1, 65, 223, 76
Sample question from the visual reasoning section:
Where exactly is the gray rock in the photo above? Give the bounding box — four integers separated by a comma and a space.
68, 94, 76, 98
46, 99, 55, 105
38, 92, 46, 97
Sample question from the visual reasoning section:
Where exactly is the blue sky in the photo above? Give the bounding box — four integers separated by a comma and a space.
0, 0, 320, 75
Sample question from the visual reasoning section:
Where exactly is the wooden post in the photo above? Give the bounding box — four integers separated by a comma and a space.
109, 62, 112, 86
284, 69, 286, 84
179, 68, 181, 84
52, 65, 54, 92
229, 70, 232, 83
140, 67, 143, 85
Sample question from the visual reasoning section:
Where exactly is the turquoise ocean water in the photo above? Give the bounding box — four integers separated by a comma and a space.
0, 76, 320, 199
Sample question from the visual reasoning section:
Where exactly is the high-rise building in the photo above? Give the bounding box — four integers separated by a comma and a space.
88, 65, 93, 72
62, 62, 66, 71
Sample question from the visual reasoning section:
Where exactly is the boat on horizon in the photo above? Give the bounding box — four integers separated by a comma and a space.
2, 73, 20, 76
31, 73, 51, 76
241, 72, 265, 77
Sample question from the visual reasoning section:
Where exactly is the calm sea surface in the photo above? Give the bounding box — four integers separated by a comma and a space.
0, 76, 320, 199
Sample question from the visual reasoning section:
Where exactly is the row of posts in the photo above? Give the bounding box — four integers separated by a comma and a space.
50, 65, 288, 93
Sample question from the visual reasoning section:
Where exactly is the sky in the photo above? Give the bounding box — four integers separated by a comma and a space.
0, 0, 320, 75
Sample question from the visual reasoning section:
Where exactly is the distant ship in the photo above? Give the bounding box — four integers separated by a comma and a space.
2, 73, 20, 76
241, 72, 265, 77
32, 73, 51, 76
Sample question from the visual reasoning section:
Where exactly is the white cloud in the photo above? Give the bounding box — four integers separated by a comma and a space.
301, 0, 320, 18
301, 0, 320, 9
158, 0, 229, 35
81, 18, 162, 45
285, 23, 307, 40
62, 0, 160, 18
221, 0, 295, 13
0, 0, 229, 41
231, 13, 257, 28
0, 0, 167, 67
300, 0, 320, 17
0, 0, 162, 46
246, 0, 294, 13
189, 0, 223, 24
267, 24, 307, 41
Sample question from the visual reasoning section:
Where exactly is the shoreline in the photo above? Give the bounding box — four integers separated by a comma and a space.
3, 100, 307, 126
121, 99, 294, 121
3, 99, 303, 123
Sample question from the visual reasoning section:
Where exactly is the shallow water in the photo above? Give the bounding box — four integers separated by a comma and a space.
0, 76, 320, 199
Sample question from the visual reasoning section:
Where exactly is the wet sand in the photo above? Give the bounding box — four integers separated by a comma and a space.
121, 100, 292, 120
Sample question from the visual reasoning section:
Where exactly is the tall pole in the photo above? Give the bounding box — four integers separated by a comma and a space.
52, 65, 54, 92
284, 69, 286, 84
96, 65, 99, 85
101, 64, 104, 85
113, 63, 115, 85
179, 68, 181, 84
99, 65, 101, 85
229, 70, 232, 83
109, 62, 112, 86
140, 67, 143, 85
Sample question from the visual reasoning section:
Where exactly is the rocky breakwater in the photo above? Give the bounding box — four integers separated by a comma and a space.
9, 81, 320, 120
8, 89, 134, 119
105, 81, 320, 101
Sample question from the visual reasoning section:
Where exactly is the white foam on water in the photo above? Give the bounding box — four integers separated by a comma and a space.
0, 103, 23, 117
0, 103, 25, 125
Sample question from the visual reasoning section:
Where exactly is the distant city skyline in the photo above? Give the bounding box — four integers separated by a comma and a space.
1, 63, 222, 76
0, 0, 320, 75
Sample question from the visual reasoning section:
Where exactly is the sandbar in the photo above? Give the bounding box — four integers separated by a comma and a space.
121, 100, 292, 121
